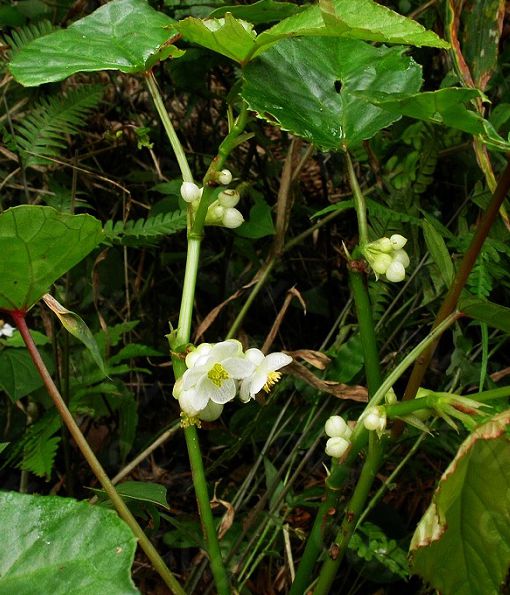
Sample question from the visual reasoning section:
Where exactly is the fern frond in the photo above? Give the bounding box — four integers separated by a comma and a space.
20, 412, 61, 479
413, 136, 438, 196
103, 210, 187, 245
12, 86, 103, 168
366, 198, 422, 227
1, 20, 55, 62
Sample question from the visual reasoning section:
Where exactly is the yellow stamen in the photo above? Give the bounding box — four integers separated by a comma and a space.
263, 371, 282, 393
180, 412, 201, 428
207, 363, 229, 387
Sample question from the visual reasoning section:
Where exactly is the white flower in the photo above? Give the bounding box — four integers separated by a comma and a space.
218, 189, 240, 208
385, 260, 406, 282
325, 436, 350, 458
239, 349, 292, 401
222, 207, 244, 229
0, 321, 14, 338
218, 169, 233, 185
362, 406, 387, 433
179, 340, 255, 415
390, 234, 407, 250
325, 415, 352, 440
180, 181, 202, 203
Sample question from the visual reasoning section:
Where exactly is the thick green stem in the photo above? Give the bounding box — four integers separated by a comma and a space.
348, 268, 383, 395
314, 433, 383, 594
145, 71, 193, 183
12, 311, 185, 595
346, 151, 369, 246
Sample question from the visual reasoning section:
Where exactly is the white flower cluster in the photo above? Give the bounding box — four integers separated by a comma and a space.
362, 234, 410, 282
324, 415, 352, 458
180, 169, 245, 229
173, 339, 292, 421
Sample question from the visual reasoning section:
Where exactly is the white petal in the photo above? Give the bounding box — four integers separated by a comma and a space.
204, 377, 237, 404
198, 401, 223, 421
264, 352, 292, 372
210, 340, 242, 361
244, 348, 265, 366
222, 357, 255, 379
179, 388, 208, 415
249, 370, 268, 396
239, 378, 252, 402
185, 343, 212, 368
182, 367, 206, 390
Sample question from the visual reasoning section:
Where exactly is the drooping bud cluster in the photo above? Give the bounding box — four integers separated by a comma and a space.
173, 339, 292, 422
179, 169, 245, 230
324, 415, 352, 458
362, 234, 410, 282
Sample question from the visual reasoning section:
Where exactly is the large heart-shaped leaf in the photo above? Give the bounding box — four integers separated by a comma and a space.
242, 37, 422, 150
0, 491, 138, 594
410, 410, 510, 595
0, 206, 102, 312
9, 0, 176, 87
255, 0, 449, 51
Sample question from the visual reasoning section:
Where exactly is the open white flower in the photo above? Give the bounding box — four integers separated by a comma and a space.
179, 340, 255, 415
239, 349, 293, 402
0, 320, 14, 338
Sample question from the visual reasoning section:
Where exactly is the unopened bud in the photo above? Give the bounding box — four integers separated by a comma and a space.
390, 234, 407, 250
217, 169, 233, 185
385, 260, 406, 282
392, 249, 410, 268
372, 253, 392, 275
198, 400, 223, 421
218, 189, 240, 208
363, 407, 387, 433
325, 415, 352, 439
325, 436, 350, 458
371, 237, 393, 253
222, 207, 244, 229
180, 181, 202, 203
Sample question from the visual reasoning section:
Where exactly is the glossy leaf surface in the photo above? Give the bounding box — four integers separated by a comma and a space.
411, 410, 510, 595
0, 491, 138, 594
0, 206, 102, 312
242, 37, 422, 150
9, 0, 176, 86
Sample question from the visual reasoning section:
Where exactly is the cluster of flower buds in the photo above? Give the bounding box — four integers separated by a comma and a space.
180, 169, 245, 230
324, 415, 352, 458
173, 339, 292, 422
362, 234, 410, 282
362, 406, 387, 436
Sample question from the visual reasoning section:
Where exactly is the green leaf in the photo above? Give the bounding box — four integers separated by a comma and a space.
41, 294, 106, 376
0, 349, 45, 401
242, 37, 422, 150
363, 88, 510, 151
256, 0, 449, 51
422, 219, 454, 286
0, 206, 102, 311
103, 210, 187, 246
0, 491, 138, 594
174, 13, 257, 63
236, 195, 275, 238
20, 412, 61, 479
209, 0, 305, 25
9, 0, 176, 86
459, 295, 510, 334
411, 410, 510, 595
93, 481, 170, 509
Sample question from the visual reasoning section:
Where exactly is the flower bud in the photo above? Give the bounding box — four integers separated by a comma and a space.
371, 237, 393, 253
325, 415, 351, 439
218, 189, 240, 208
385, 260, 406, 282
198, 400, 223, 421
390, 234, 407, 250
325, 436, 350, 458
363, 407, 387, 433
217, 169, 233, 185
222, 207, 244, 229
172, 377, 183, 400
392, 249, 410, 268
371, 253, 393, 275
212, 204, 225, 219
180, 181, 202, 203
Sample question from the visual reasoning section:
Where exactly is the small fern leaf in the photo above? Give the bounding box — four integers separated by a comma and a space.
366, 198, 422, 227
103, 210, 187, 245
2, 20, 55, 63
19, 411, 61, 479
13, 85, 103, 168
413, 137, 438, 196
